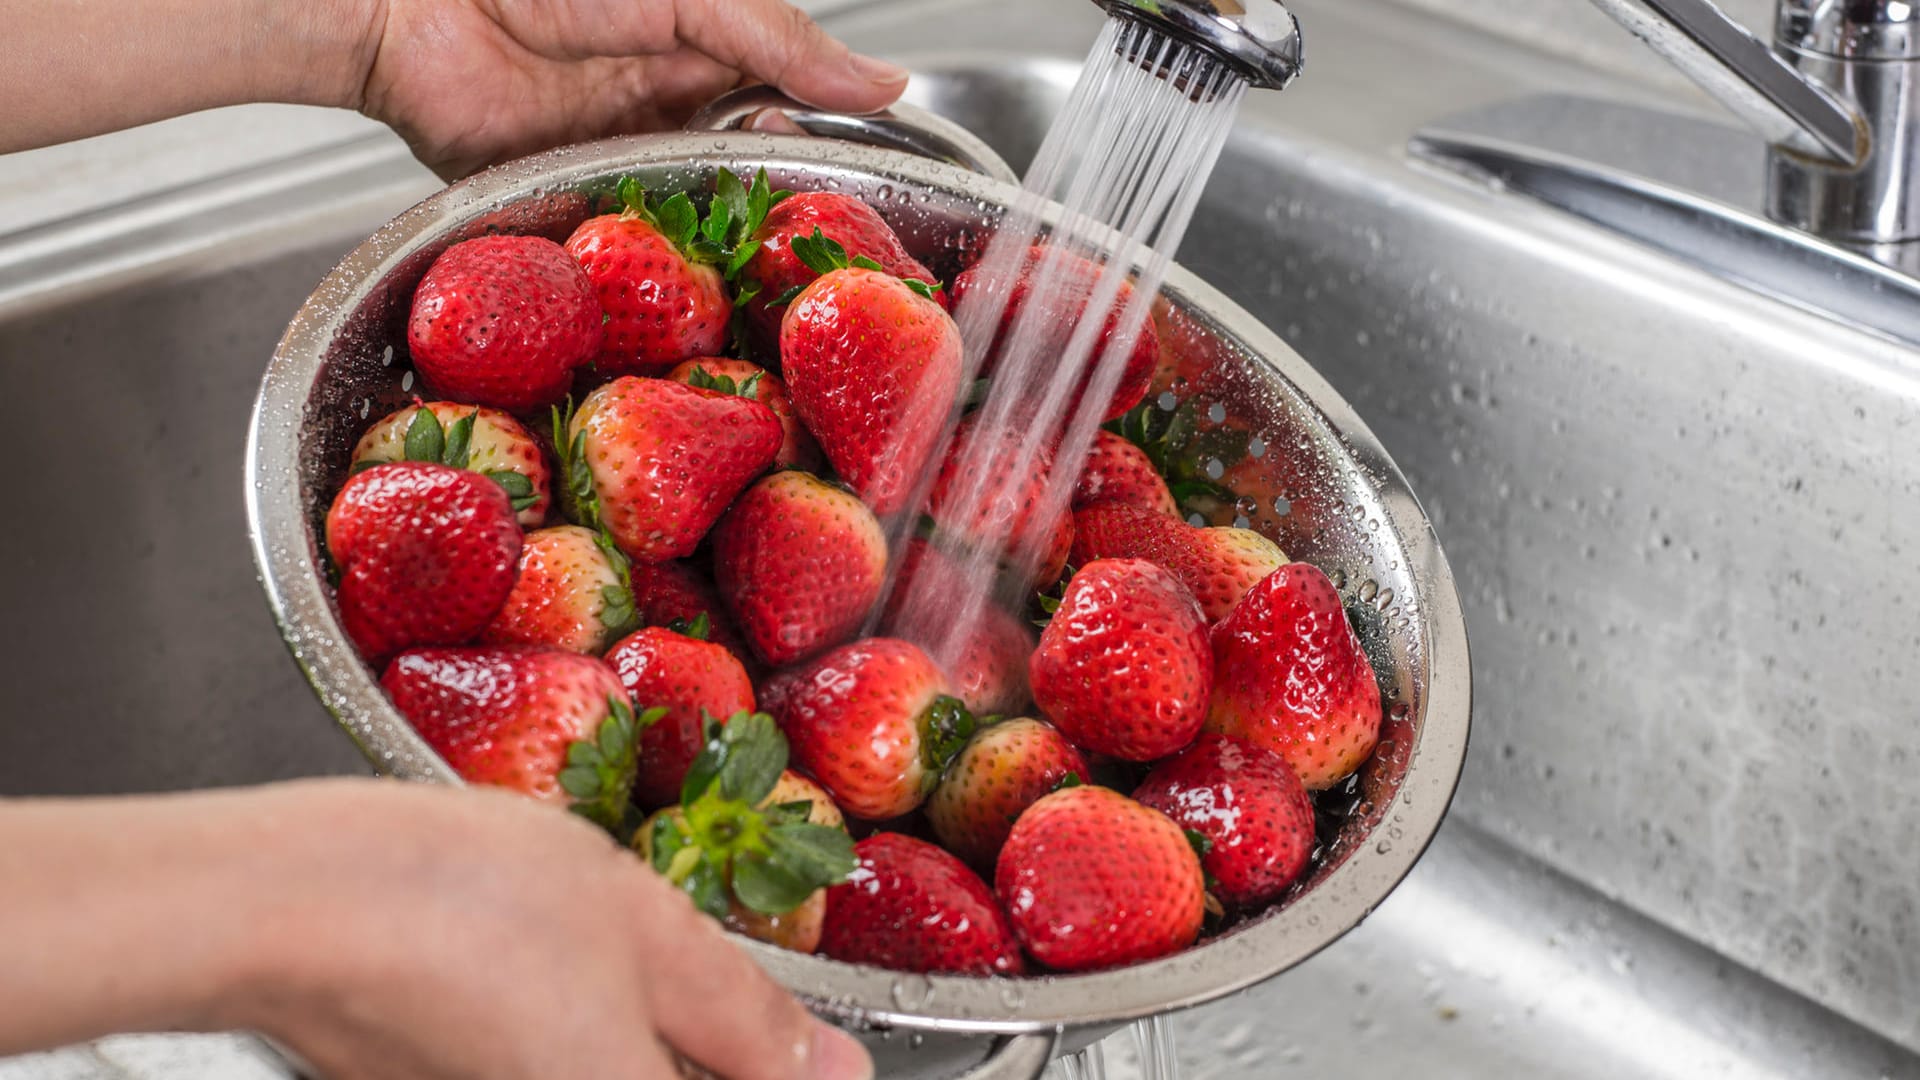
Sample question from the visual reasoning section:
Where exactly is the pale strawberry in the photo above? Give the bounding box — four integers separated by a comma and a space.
351, 402, 551, 526
481, 525, 633, 654
926, 717, 1089, 870
1071, 501, 1287, 622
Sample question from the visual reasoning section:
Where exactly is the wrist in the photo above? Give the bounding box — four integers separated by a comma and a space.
246, 0, 390, 110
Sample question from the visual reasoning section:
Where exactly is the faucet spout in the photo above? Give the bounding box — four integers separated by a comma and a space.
1585, 0, 1864, 165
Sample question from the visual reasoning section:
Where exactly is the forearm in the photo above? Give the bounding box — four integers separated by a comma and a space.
0, 0, 379, 154
0, 786, 311, 1054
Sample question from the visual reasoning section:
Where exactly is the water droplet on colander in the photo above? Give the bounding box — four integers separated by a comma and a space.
906, 1032, 926, 1051
1233, 495, 1258, 516
997, 980, 1026, 1009
889, 974, 934, 1010
381, 344, 395, 366
400, 370, 415, 392
1329, 568, 1348, 589
876, 184, 895, 202
1374, 587, 1394, 610
1375, 840, 1393, 854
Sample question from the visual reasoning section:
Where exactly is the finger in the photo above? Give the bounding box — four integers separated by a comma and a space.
635, 880, 871, 1080
668, 0, 908, 113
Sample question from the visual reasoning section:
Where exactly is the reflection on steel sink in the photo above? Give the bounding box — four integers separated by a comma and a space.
0, 0, 1914, 1075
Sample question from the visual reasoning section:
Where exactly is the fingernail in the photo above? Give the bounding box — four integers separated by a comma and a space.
809, 1022, 874, 1080
849, 52, 910, 85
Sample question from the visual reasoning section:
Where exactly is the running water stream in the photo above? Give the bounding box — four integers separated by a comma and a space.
881, 14, 1257, 1080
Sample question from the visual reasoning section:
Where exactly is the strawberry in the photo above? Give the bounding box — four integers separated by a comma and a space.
762, 638, 973, 821
351, 402, 551, 526
563, 181, 724, 378
382, 645, 645, 831
636, 711, 856, 945
666, 358, 822, 472
406, 235, 601, 412
763, 770, 846, 830
626, 560, 753, 663
819, 833, 1024, 975
994, 784, 1204, 972
951, 242, 1158, 422
925, 415, 1075, 592
1071, 502, 1286, 622
480, 525, 635, 655
740, 192, 941, 352
781, 246, 962, 517
1074, 429, 1177, 518
926, 718, 1089, 870
1029, 558, 1211, 762
557, 377, 782, 563
1133, 734, 1317, 907
325, 462, 521, 666
1207, 563, 1382, 791
882, 538, 1033, 716
711, 471, 887, 667
606, 620, 756, 809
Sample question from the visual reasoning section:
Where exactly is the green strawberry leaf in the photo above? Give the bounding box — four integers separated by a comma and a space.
683, 856, 731, 920
726, 239, 764, 281
849, 254, 885, 272
766, 822, 857, 881
917, 695, 976, 779
684, 366, 732, 394
485, 469, 537, 512
668, 611, 711, 641
745, 168, 777, 234
349, 458, 382, 475
656, 192, 700, 250
904, 278, 941, 300
648, 813, 692, 875
762, 799, 815, 826
563, 696, 642, 837
598, 582, 638, 638
1052, 771, 1083, 793
715, 167, 750, 238
442, 410, 476, 469
715, 712, 787, 806
403, 407, 444, 464
1184, 828, 1215, 859
703, 199, 733, 246
617, 176, 648, 217
738, 371, 763, 400
730, 848, 817, 916
789, 228, 849, 275
769, 283, 807, 307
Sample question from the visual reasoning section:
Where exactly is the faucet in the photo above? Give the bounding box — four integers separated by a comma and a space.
1089, 0, 1305, 90
1587, 0, 1920, 256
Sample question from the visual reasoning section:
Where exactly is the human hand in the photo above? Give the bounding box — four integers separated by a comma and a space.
343, 0, 910, 179
216, 779, 871, 1080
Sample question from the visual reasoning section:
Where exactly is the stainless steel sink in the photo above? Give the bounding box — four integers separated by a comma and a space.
1, 0, 1915, 1076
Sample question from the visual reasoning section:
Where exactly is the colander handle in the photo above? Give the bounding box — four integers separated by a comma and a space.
957, 1030, 1060, 1080
685, 85, 1020, 184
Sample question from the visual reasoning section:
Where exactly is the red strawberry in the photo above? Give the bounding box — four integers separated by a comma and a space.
666, 358, 822, 472
351, 402, 552, 527
606, 623, 756, 809
1071, 502, 1286, 622
762, 638, 972, 821
636, 712, 857, 947
819, 833, 1024, 975
926, 718, 1089, 870
626, 560, 752, 662
882, 538, 1033, 716
1074, 430, 1177, 518
1133, 734, 1316, 907
994, 785, 1204, 972
562, 185, 729, 378
406, 235, 601, 412
1208, 563, 1382, 790
782, 261, 963, 516
1030, 558, 1211, 762
560, 376, 782, 563
325, 462, 521, 665
481, 525, 633, 655
925, 415, 1075, 592
712, 471, 887, 667
382, 645, 639, 829
951, 243, 1158, 422
741, 192, 941, 351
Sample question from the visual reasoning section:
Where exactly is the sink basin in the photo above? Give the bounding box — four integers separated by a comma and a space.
0, 0, 1914, 1075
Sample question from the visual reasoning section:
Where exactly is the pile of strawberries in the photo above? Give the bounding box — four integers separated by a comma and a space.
322, 168, 1384, 978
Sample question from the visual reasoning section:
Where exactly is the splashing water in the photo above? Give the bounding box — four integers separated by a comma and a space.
875, 15, 1251, 671
1047, 1017, 1179, 1080
1055, 1039, 1108, 1080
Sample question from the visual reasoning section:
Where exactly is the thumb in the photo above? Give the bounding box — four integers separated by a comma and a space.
670, 0, 909, 113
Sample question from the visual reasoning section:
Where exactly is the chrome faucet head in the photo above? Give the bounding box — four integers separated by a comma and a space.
1090, 0, 1304, 90
1777, 0, 1920, 61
